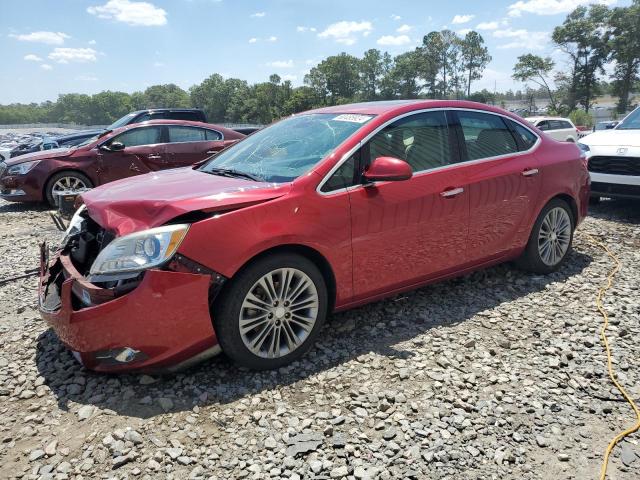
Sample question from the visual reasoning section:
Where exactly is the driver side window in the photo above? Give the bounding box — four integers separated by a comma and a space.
110, 126, 162, 148
320, 154, 357, 193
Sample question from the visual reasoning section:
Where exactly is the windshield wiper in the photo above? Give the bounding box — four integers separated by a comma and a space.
206, 167, 261, 182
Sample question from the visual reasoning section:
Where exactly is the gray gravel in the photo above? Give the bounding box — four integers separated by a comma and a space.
0, 197, 639, 479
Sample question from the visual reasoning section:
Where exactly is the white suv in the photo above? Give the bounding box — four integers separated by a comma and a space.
578, 107, 640, 200
526, 117, 579, 142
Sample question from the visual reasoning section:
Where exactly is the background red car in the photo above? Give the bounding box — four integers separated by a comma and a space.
39, 100, 590, 373
0, 120, 244, 205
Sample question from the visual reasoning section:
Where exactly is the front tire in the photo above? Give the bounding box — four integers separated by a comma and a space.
44, 171, 92, 207
517, 198, 574, 274
213, 253, 328, 370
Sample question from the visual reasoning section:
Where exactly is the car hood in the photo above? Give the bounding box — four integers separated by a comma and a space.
580, 130, 640, 147
82, 167, 291, 236
4, 147, 73, 165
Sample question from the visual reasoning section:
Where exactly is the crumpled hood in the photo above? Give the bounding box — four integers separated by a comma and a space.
82, 167, 291, 236
580, 130, 640, 147
4, 147, 73, 165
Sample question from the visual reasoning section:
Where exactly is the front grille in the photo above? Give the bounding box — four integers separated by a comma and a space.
588, 156, 640, 176
591, 181, 640, 198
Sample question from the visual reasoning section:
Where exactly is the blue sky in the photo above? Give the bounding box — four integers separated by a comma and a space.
0, 0, 629, 103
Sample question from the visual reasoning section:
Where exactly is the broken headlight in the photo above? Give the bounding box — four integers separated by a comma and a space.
89, 224, 189, 276
60, 205, 86, 247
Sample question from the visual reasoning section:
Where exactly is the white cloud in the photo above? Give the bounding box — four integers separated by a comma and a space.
267, 36, 278, 42
250, 12, 266, 18
248, 37, 257, 43
296, 26, 317, 32
9, 31, 69, 45
267, 60, 294, 68
493, 28, 549, 49
390, 14, 401, 21
88, 39, 97, 45
40, 64, 53, 70
48, 47, 98, 63
476, 21, 500, 30
318, 20, 373, 45
458, 28, 472, 35
396, 24, 412, 33
87, 0, 167, 26
24, 54, 43, 62
508, 0, 616, 17
376, 34, 411, 46
451, 14, 475, 24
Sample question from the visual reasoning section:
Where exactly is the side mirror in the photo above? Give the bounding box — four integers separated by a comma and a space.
363, 157, 413, 183
102, 141, 125, 152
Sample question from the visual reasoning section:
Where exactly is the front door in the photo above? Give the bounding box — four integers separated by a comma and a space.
347, 110, 469, 301
97, 125, 166, 185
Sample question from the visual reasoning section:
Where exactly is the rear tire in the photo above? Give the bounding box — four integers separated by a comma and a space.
517, 198, 574, 274
213, 253, 328, 370
44, 171, 92, 207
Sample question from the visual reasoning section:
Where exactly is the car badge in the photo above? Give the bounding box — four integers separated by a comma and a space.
616, 147, 627, 155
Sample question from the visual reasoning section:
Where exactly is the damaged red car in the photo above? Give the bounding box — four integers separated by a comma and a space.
0, 120, 243, 205
38, 100, 590, 372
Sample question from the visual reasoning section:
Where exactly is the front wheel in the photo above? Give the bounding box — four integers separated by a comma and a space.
213, 253, 328, 370
44, 171, 93, 207
517, 198, 574, 274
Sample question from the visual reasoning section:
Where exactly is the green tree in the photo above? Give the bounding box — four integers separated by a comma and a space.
359, 49, 385, 100
189, 74, 229, 121
512, 54, 558, 111
460, 31, 491, 98
143, 84, 190, 109
609, 0, 640, 113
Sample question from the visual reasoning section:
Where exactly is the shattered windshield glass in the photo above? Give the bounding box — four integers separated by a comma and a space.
199, 113, 374, 182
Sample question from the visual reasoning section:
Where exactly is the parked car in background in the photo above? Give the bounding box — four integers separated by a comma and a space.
0, 120, 244, 205
525, 117, 579, 142
9, 136, 60, 158
593, 120, 619, 131
54, 129, 104, 148
578, 106, 640, 200
107, 108, 207, 129
38, 100, 589, 373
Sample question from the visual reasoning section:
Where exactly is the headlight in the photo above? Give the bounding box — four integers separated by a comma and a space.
577, 142, 590, 153
89, 224, 190, 276
60, 205, 86, 247
7, 160, 40, 175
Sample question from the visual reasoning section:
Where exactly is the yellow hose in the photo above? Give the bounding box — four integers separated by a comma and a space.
587, 234, 640, 480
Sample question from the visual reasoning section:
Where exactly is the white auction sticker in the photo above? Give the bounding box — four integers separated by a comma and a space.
333, 114, 373, 124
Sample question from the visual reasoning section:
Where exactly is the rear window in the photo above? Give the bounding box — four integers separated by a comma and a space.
457, 111, 518, 160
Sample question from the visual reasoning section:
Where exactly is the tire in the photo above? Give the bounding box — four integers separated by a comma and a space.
213, 253, 328, 370
516, 198, 574, 274
45, 171, 93, 207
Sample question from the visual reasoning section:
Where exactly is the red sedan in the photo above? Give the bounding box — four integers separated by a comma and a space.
38, 100, 590, 372
0, 120, 244, 205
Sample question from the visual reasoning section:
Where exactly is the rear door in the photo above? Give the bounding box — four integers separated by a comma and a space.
97, 126, 166, 184
455, 110, 542, 263
165, 125, 226, 168
346, 110, 469, 300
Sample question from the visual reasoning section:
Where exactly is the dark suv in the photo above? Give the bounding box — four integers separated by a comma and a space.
108, 109, 207, 129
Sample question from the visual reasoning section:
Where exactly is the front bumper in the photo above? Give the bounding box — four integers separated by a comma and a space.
38, 246, 219, 372
0, 174, 41, 202
590, 172, 640, 199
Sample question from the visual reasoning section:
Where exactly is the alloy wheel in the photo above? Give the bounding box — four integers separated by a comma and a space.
52, 176, 88, 194
537, 207, 571, 266
239, 268, 319, 359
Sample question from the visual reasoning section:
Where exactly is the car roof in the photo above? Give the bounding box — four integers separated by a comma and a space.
525, 116, 571, 122
130, 108, 204, 114
109, 119, 244, 138
307, 99, 524, 117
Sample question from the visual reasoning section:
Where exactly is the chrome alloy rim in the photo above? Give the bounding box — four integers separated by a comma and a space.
538, 207, 571, 266
239, 268, 319, 359
52, 176, 87, 194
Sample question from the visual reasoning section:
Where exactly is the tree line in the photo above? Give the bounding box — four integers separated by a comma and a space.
0, 1, 638, 126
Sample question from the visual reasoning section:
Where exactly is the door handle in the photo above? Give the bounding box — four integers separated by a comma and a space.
206, 150, 218, 154
148, 154, 162, 160
522, 168, 539, 177
440, 187, 464, 198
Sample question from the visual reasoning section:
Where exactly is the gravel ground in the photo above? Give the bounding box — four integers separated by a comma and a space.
0, 198, 639, 480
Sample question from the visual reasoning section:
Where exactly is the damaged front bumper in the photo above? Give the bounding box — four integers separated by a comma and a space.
38, 244, 222, 372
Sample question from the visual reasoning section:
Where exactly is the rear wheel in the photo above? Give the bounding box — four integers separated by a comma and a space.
517, 198, 574, 274
213, 253, 328, 370
45, 171, 92, 207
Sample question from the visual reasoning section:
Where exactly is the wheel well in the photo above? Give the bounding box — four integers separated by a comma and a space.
43, 169, 94, 198
220, 244, 338, 313
552, 193, 578, 228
